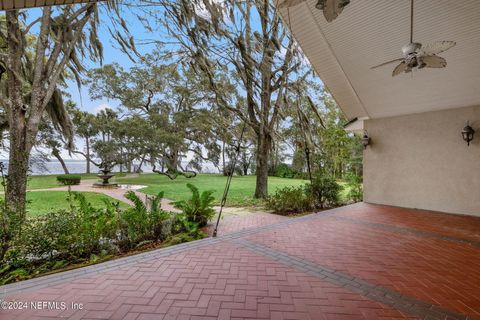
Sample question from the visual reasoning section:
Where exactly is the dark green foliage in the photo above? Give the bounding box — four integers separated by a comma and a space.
265, 186, 312, 215
172, 184, 216, 227
346, 174, 363, 203
56, 174, 81, 185
0, 190, 205, 284
15, 193, 118, 261
305, 175, 342, 209
0, 199, 21, 262
120, 191, 171, 249
272, 163, 298, 179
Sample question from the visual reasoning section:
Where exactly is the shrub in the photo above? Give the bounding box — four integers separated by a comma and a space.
1, 189, 207, 284
265, 186, 312, 215
120, 191, 172, 249
18, 193, 118, 260
0, 199, 20, 262
57, 174, 81, 186
271, 163, 297, 179
71, 193, 118, 257
305, 175, 342, 209
172, 184, 216, 227
346, 174, 363, 203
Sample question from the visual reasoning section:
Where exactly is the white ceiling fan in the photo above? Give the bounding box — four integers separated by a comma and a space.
278, 0, 351, 22
371, 0, 456, 77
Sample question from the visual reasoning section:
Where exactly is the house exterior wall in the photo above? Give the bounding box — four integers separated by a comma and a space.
363, 105, 480, 216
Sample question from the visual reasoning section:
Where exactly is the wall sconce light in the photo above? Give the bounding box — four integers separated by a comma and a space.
462, 121, 475, 146
362, 131, 371, 149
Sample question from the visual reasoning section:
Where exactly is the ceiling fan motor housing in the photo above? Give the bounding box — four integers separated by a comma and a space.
402, 42, 422, 57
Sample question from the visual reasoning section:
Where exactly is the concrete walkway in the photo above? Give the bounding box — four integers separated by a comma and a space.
1, 203, 480, 319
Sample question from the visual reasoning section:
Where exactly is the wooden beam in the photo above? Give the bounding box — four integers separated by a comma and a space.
1, 0, 106, 10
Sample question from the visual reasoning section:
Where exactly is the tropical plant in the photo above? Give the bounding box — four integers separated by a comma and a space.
1, 188, 209, 284
120, 191, 172, 248
172, 183, 215, 227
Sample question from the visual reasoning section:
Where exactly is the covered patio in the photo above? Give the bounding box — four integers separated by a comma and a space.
1, 203, 479, 319
1, 1, 479, 319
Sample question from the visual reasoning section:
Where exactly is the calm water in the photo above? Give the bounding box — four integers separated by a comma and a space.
0, 160, 218, 175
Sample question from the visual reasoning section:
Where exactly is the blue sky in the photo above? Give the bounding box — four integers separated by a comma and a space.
66, 5, 148, 114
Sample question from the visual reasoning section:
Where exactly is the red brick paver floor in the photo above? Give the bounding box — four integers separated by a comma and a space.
204, 210, 287, 236
1, 203, 479, 320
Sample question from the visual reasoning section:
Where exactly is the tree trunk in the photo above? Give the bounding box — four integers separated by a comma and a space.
5, 10, 29, 218
254, 133, 271, 198
85, 137, 91, 174
6, 124, 29, 219
52, 148, 69, 174
136, 155, 146, 173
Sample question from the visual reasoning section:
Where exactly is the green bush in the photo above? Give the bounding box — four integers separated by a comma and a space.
305, 175, 342, 209
56, 174, 81, 186
1, 190, 206, 285
346, 174, 363, 203
172, 183, 216, 227
265, 186, 312, 215
0, 199, 20, 262
271, 163, 298, 179
18, 193, 118, 260
120, 191, 172, 249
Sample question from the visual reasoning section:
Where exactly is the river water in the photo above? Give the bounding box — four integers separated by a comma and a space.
0, 160, 218, 175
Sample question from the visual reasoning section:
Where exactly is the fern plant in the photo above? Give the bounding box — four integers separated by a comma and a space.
121, 191, 171, 248
172, 183, 216, 227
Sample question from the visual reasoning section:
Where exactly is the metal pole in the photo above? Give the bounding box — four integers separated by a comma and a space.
212, 123, 247, 237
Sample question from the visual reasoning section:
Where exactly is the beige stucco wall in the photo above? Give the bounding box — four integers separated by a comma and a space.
363, 105, 480, 216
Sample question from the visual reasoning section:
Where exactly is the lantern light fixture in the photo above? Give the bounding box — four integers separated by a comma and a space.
462, 121, 475, 146
362, 131, 371, 149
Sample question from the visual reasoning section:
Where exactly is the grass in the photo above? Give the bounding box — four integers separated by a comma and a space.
26, 191, 130, 217
115, 173, 308, 206
27, 173, 97, 190
25, 172, 352, 209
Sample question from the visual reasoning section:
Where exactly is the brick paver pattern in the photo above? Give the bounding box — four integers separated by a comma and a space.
1, 203, 480, 320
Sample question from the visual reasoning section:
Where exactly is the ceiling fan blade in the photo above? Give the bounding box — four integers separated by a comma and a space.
371, 58, 404, 69
421, 55, 447, 68
392, 61, 408, 77
419, 41, 456, 56
277, 0, 305, 9
317, 0, 350, 22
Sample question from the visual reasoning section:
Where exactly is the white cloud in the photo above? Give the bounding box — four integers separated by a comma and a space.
94, 103, 112, 115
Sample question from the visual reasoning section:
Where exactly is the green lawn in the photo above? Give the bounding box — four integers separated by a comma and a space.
27, 173, 97, 190
25, 173, 349, 209
26, 173, 127, 190
26, 191, 129, 217
115, 173, 308, 206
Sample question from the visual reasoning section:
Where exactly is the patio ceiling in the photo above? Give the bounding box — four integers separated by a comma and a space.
278, 0, 480, 120
0, 0, 102, 10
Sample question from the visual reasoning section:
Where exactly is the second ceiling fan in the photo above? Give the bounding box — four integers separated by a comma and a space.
278, 0, 351, 22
